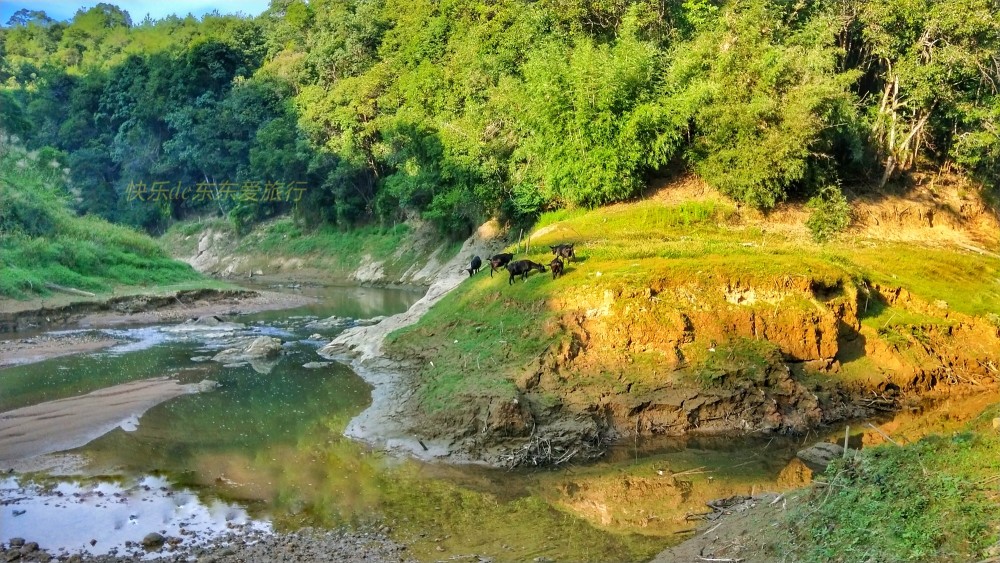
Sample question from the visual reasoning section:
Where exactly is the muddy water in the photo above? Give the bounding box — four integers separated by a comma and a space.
0, 285, 947, 562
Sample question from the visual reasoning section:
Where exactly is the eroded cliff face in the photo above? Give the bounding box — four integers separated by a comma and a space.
407, 271, 1000, 467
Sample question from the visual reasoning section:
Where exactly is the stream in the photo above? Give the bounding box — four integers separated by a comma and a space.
0, 285, 906, 562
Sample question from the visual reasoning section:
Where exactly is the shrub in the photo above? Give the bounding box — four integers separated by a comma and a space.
806, 185, 851, 242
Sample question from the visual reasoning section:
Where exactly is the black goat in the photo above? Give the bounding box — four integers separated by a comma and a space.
506, 259, 546, 285
467, 255, 482, 277
549, 257, 564, 279
489, 253, 514, 277
550, 243, 576, 263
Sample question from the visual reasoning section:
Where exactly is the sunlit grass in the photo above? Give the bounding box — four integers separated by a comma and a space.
779, 406, 1000, 562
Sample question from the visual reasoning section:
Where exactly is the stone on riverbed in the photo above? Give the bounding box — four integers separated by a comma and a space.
213, 337, 282, 363
304, 316, 352, 330
797, 441, 845, 472
302, 362, 332, 369
212, 336, 283, 374
142, 533, 165, 549
166, 316, 246, 333
305, 316, 387, 331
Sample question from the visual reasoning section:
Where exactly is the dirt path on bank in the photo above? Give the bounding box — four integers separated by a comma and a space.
650, 492, 804, 563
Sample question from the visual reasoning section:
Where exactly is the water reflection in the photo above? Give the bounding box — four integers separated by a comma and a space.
0, 284, 808, 562
1, 475, 269, 558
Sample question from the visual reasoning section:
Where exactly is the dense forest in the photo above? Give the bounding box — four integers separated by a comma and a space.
1, 0, 998, 238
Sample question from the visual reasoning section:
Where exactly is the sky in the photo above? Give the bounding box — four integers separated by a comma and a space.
0, 1, 272, 25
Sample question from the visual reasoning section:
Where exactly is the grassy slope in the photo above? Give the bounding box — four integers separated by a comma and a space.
778, 407, 1000, 562
0, 140, 203, 299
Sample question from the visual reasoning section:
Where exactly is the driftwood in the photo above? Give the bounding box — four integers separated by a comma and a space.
44, 283, 95, 297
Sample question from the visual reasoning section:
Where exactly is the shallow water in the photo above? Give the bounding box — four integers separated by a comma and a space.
0, 285, 842, 562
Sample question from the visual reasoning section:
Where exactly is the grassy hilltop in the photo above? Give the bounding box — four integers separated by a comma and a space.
390, 178, 1000, 417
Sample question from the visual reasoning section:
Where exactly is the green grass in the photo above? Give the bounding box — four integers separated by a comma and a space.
241, 218, 409, 258
0, 140, 202, 299
833, 243, 1000, 318
387, 282, 553, 411
778, 410, 1000, 562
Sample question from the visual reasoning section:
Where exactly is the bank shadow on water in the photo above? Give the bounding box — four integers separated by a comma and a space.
239, 282, 427, 322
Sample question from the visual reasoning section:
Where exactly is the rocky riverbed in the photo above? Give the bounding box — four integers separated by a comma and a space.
2, 528, 420, 563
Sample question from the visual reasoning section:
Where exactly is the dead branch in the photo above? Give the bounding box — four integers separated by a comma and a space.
43, 283, 95, 297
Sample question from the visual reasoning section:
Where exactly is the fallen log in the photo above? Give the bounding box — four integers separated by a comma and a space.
44, 283, 96, 298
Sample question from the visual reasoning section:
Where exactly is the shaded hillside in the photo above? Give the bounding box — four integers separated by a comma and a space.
0, 135, 201, 298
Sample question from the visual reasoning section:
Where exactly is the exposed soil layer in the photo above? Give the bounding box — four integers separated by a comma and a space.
377, 267, 1000, 469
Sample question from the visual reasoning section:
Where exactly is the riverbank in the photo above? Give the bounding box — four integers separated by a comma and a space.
654, 383, 1000, 562
163, 217, 463, 288
0, 285, 316, 367
313, 176, 1000, 470
316, 221, 505, 462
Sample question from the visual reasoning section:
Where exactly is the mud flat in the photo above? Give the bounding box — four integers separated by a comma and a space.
0, 288, 316, 334
0, 288, 315, 369
0, 331, 121, 368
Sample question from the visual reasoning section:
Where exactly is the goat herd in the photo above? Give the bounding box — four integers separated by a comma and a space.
466, 243, 577, 285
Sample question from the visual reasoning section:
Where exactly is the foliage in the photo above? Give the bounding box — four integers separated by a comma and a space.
666, 0, 862, 208
848, 0, 1000, 187
0, 0, 998, 235
806, 185, 852, 242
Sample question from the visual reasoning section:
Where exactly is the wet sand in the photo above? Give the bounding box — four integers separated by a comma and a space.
0, 377, 216, 466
